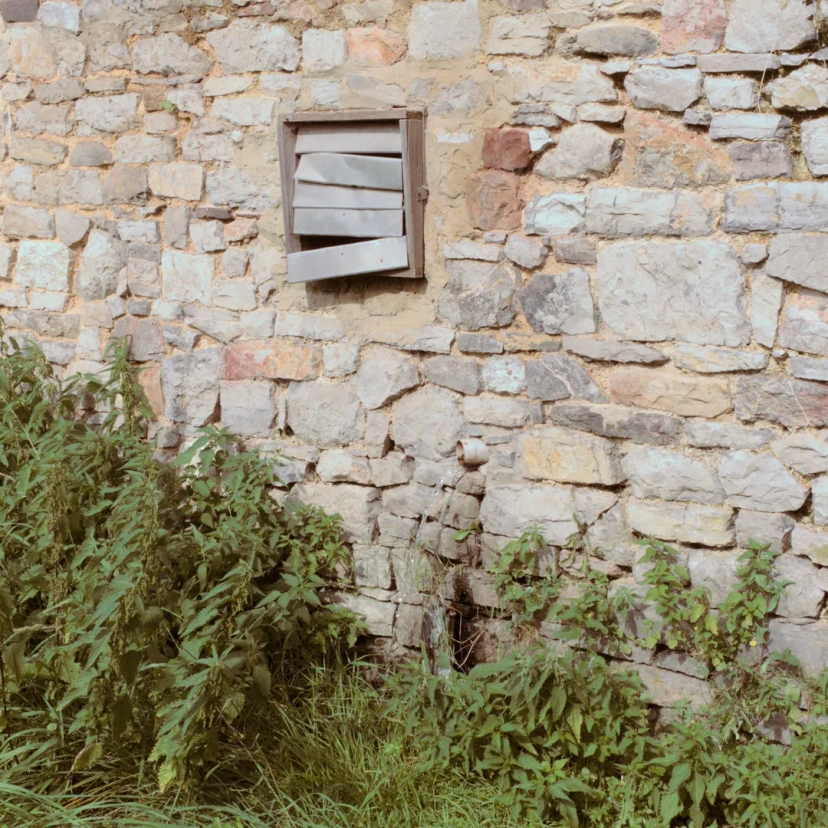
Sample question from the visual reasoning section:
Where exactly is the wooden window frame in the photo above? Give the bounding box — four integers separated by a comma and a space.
277, 108, 426, 282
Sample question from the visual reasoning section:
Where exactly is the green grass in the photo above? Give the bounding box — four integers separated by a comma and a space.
0, 665, 540, 828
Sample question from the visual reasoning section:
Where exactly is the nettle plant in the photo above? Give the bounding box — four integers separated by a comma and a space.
402, 522, 828, 826
0, 332, 360, 790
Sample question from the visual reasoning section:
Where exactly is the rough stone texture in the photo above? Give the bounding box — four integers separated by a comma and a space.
709, 113, 792, 142
704, 77, 758, 111
292, 486, 381, 545
391, 387, 463, 461
206, 21, 301, 73
518, 270, 595, 335
480, 484, 617, 545
586, 189, 714, 238
621, 111, 732, 190
671, 345, 768, 374
779, 291, 828, 357
408, 0, 481, 60
523, 194, 586, 236
466, 170, 521, 231
559, 25, 658, 58
767, 234, 828, 293
223, 340, 322, 381
735, 511, 794, 553
547, 403, 682, 446
661, 0, 725, 54
353, 349, 419, 409
596, 242, 750, 347
718, 451, 808, 513
803, 118, 828, 177
751, 268, 784, 348
725, 0, 814, 54
75, 230, 126, 301
526, 354, 605, 403
161, 348, 221, 426
624, 67, 701, 113
629, 499, 735, 547
517, 426, 624, 485
772, 433, 828, 476
438, 261, 517, 330
610, 368, 731, 418
287, 382, 365, 448
623, 446, 725, 505
220, 380, 277, 437
729, 143, 793, 181
14, 241, 70, 291
483, 129, 531, 172
767, 64, 828, 112
536, 124, 623, 181
562, 337, 666, 365
736, 376, 828, 428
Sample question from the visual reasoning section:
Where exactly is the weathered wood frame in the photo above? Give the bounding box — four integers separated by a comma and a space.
277, 108, 426, 281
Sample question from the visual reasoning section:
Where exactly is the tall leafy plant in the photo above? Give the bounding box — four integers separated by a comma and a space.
0, 332, 359, 789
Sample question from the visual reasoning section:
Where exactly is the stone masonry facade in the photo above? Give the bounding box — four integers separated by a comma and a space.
6, 0, 828, 704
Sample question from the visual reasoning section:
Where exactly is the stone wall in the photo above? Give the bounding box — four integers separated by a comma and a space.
3, 0, 828, 702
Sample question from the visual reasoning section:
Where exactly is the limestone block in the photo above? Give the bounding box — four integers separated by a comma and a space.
704, 77, 759, 110
775, 555, 828, 618
803, 118, 828, 176
480, 483, 617, 544
38, 0, 79, 30
768, 619, 828, 676
790, 356, 828, 382
621, 111, 732, 189
779, 291, 828, 357
424, 356, 480, 395
723, 182, 828, 234
323, 343, 360, 378
161, 250, 213, 306
445, 239, 504, 262
522, 194, 586, 236
725, 0, 814, 53
813, 477, 828, 525
597, 242, 750, 347
287, 382, 365, 448
9, 138, 65, 166
127, 260, 160, 299
771, 434, 828, 476
767, 64, 828, 111
671, 344, 768, 374
735, 375, 828, 428
547, 403, 682, 446
729, 143, 793, 181
735, 510, 794, 553
13, 240, 69, 291
327, 590, 394, 634
75, 94, 140, 133
555, 235, 597, 265
624, 67, 701, 112
464, 396, 538, 427
526, 353, 606, 403
687, 548, 741, 606
102, 165, 148, 205
503, 234, 546, 269
370, 453, 413, 488
384, 482, 445, 520
628, 498, 735, 547
149, 163, 204, 201
486, 13, 551, 57
347, 26, 406, 66
562, 337, 666, 364
3, 205, 54, 238
718, 451, 808, 513
132, 33, 212, 76
206, 21, 301, 73
751, 268, 784, 348
586, 503, 635, 566
437, 260, 517, 330
161, 348, 221, 426
559, 24, 658, 57
661, 0, 725, 53
16, 101, 74, 136
518, 270, 596, 335
114, 135, 175, 164
211, 97, 275, 126
408, 0, 481, 60
353, 349, 420, 409
481, 355, 525, 395
517, 425, 624, 485
767, 234, 828, 293
536, 124, 623, 180
76, 230, 126, 301
391, 387, 463, 461
317, 450, 373, 485
684, 421, 774, 451
623, 446, 725, 504
610, 367, 731, 418
586, 188, 714, 238
222, 340, 321, 381
709, 113, 792, 141
212, 279, 256, 312
163, 206, 190, 250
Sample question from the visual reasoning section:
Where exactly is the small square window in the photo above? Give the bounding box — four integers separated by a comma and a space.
277, 108, 426, 284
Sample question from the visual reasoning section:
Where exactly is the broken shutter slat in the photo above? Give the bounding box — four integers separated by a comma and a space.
293, 181, 403, 210
293, 207, 404, 237
287, 237, 409, 283
294, 153, 403, 190
295, 124, 403, 154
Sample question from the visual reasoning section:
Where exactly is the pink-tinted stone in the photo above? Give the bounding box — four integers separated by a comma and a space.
224, 218, 258, 243
661, 0, 726, 54
138, 364, 165, 417
482, 128, 532, 172
466, 170, 522, 231
347, 27, 406, 65
222, 339, 322, 381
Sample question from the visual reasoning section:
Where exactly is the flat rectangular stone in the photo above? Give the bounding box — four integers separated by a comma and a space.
723, 182, 828, 233
545, 403, 682, 445
697, 53, 781, 73
683, 420, 774, 450
709, 112, 791, 141
790, 356, 828, 382
735, 375, 828, 428
628, 498, 735, 547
